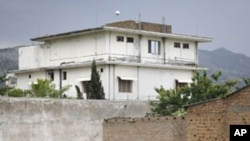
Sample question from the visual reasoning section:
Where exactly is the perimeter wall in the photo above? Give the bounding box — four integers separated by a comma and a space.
0, 98, 151, 141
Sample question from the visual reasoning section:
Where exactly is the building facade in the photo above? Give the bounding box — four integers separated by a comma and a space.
14, 20, 212, 100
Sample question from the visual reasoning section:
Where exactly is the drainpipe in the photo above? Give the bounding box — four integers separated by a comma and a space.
162, 37, 166, 64
59, 69, 62, 93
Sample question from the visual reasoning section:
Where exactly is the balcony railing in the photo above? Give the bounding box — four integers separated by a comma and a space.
107, 53, 198, 67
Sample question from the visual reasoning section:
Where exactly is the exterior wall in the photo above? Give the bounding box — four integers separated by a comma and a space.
165, 39, 196, 64
19, 30, 199, 69
0, 98, 151, 141
15, 63, 193, 100
186, 86, 250, 141
103, 116, 186, 141
16, 27, 201, 100
16, 71, 46, 90
103, 86, 250, 141
19, 46, 44, 69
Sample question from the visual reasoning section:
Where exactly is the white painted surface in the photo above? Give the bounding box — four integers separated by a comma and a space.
15, 27, 208, 100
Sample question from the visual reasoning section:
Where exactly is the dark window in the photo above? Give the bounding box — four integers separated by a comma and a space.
183, 43, 189, 49
174, 42, 181, 48
126, 37, 134, 43
48, 71, 54, 81
118, 78, 132, 93
28, 74, 31, 79
116, 36, 124, 42
175, 80, 188, 91
81, 81, 90, 93
100, 68, 104, 73
148, 40, 161, 55
63, 71, 67, 80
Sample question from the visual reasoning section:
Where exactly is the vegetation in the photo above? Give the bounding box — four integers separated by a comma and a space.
151, 70, 238, 116
0, 74, 12, 96
75, 85, 83, 99
86, 60, 105, 99
30, 79, 71, 98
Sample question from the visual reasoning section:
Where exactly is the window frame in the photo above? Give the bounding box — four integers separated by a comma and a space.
63, 71, 67, 80
175, 80, 188, 91
126, 37, 134, 43
48, 71, 54, 81
174, 42, 181, 48
183, 43, 189, 49
81, 81, 90, 93
148, 40, 161, 55
118, 78, 133, 93
116, 36, 124, 42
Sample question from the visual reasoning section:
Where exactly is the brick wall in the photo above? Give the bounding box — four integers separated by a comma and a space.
186, 85, 250, 141
103, 116, 186, 141
105, 20, 172, 33
103, 86, 250, 141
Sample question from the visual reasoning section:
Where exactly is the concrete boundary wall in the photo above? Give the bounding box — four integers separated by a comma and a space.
0, 98, 151, 141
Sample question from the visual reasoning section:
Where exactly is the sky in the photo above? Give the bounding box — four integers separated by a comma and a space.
1, 0, 250, 56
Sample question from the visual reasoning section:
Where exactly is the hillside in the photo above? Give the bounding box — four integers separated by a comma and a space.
199, 48, 250, 80
0, 46, 19, 74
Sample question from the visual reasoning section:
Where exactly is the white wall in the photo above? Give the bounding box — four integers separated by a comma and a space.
16, 71, 46, 90
39, 32, 107, 67
166, 39, 196, 63
19, 46, 44, 69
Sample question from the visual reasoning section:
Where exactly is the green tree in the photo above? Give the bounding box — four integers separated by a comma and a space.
86, 60, 105, 99
0, 74, 12, 96
151, 70, 237, 116
31, 79, 71, 98
75, 85, 83, 99
241, 78, 250, 86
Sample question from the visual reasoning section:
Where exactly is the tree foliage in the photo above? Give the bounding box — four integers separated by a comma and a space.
151, 70, 237, 116
75, 85, 83, 99
86, 60, 105, 99
0, 74, 12, 96
31, 79, 71, 98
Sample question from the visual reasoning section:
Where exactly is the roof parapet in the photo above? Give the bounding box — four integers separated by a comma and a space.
105, 20, 172, 33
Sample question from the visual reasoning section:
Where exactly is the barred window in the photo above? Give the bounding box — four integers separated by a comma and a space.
118, 78, 133, 93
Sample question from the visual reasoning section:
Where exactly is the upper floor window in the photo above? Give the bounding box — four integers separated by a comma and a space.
183, 43, 189, 49
126, 37, 134, 43
148, 40, 161, 55
174, 42, 181, 48
116, 36, 124, 42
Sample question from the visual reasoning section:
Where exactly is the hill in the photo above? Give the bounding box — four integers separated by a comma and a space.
199, 47, 250, 80
0, 46, 20, 74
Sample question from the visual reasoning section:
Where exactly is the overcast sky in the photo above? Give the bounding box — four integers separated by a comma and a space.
1, 0, 250, 56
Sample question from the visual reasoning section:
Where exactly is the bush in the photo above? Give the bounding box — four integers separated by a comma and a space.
8, 88, 25, 97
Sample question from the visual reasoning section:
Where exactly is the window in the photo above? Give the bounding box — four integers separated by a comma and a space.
28, 74, 31, 79
126, 37, 134, 43
183, 43, 189, 49
81, 81, 90, 93
116, 36, 124, 42
175, 80, 188, 91
118, 78, 132, 93
148, 40, 161, 55
48, 71, 54, 81
63, 71, 67, 80
174, 42, 181, 48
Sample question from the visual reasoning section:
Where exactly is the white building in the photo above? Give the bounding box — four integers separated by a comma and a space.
13, 20, 212, 100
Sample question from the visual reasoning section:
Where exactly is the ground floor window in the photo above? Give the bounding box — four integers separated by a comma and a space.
175, 80, 188, 91
81, 81, 90, 93
118, 77, 133, 93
